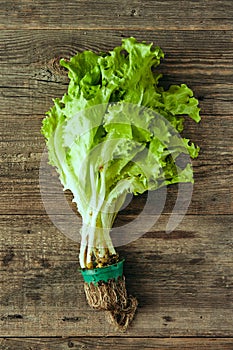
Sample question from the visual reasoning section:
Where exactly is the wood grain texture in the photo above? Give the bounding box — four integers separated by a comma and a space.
1, 337, 233, 350
0, 0, 233, 30
1, 30, 233, 117
0, 159, 233, 216
1, 214, 233, 336
0, 0, 233, 343
0, 30, 232, 219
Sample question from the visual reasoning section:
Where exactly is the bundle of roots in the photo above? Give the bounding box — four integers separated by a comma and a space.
83, 275, 138, 331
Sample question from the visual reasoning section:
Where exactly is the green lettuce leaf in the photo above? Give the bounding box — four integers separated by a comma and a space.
41, 37, 201, 268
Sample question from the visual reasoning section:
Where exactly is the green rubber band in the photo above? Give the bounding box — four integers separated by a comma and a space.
80, 259, 125, 285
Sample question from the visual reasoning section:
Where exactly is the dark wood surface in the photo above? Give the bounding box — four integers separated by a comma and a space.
1, 1, 233, 349
1, 337, 233, 350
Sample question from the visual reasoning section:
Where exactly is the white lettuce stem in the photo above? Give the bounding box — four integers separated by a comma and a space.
79, 164, 115, 268
79, 163, 120, 269
79, 212, 116, 269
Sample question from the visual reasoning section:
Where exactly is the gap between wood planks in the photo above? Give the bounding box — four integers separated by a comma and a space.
1, 26, 233, 31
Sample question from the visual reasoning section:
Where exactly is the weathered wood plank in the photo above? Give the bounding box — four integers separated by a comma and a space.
0, 116, 232, 216
1, 337, 233, 350
1, 30, 233, 116
0, 162, 233, 215
0, 214, 233, 336
1, 5, 233, 340
0, 0, 233, 30
2, 30, 232, 65
1, 111, 233, 216
1, 114, 232, 164
1, 82, 232, 117
0, 29, 232, 215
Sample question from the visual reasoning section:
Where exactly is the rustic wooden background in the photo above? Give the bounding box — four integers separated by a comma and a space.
1, 1, 233, 349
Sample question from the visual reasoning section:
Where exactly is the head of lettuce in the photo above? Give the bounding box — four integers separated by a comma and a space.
41, 37, 201, 330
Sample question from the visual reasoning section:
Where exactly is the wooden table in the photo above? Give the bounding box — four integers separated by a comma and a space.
1, 1, 233, 349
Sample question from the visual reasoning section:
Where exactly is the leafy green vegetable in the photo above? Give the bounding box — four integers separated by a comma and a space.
41, 37, 200, 269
